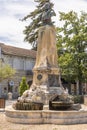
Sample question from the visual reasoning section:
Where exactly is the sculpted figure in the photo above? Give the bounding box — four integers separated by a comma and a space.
41, 2, 56, 25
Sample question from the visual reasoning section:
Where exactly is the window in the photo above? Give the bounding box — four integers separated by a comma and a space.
25, 60, 35, 70
13, 58, 24, 70
4, 87, 7, 93
19, 59, 24, 70
8, 57, 13, 67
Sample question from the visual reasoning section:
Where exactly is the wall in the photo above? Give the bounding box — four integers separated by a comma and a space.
0, 54, 35, 99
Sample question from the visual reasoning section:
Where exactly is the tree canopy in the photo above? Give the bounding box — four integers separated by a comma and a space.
23, 0, 55, 49
57, 11, 87, 95
0, 60, 15, 82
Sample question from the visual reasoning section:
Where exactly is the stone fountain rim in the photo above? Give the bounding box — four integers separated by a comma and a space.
5, 105, 87, 113
5, 105, 87, 125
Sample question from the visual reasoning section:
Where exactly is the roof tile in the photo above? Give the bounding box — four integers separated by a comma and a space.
0, 43, 36, 59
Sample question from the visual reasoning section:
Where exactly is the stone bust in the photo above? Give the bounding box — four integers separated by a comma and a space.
41, 2, 56, 25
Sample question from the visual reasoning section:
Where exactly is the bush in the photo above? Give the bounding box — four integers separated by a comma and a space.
19, 77, 29, 96
73, 95, 84, 104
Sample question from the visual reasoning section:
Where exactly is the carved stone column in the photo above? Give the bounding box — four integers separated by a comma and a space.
31, 25, 64, 98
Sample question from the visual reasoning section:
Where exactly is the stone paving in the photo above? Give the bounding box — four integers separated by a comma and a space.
0, 100, 87, 130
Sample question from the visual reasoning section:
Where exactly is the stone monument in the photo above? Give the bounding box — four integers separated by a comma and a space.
6, 2, 87, 125
13, 2, 73, 110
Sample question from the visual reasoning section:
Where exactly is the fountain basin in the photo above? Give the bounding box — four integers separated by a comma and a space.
13, 101, 43, 110
49, 101, 73, 110
5, 105, 87, 125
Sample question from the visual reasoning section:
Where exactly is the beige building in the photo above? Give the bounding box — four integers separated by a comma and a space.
0, 43, 36, 99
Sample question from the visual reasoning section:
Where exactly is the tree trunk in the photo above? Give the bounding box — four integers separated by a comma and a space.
76, 81, 79, 95
68, 82, 71, 94
78, 65, 83, 95
78, 80, 83, 95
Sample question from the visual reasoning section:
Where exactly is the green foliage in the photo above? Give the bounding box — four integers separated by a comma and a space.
0, 61, 15, 82
73, 95, 84, 104
22, 0, 54, 49
57, 11, 87, 94
19, 77, 29, 96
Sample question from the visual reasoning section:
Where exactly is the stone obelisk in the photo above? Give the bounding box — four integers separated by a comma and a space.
33, 25, 60, 92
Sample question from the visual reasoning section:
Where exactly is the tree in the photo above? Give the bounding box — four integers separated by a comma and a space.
19, 77, 29, 96
22, 0, 55, 49
0, 60, 15, 82
57, 11, 87, 95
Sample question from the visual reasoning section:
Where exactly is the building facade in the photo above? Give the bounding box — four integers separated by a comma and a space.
0, 43, 36, 99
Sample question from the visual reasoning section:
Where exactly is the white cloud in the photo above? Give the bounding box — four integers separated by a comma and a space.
52, 0, 87, 26
0, 0, 87, 49
0, 0, 34, 49
53, 0, 87, 12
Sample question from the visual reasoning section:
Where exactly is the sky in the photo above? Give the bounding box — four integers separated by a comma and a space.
0, 0, 87, 49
